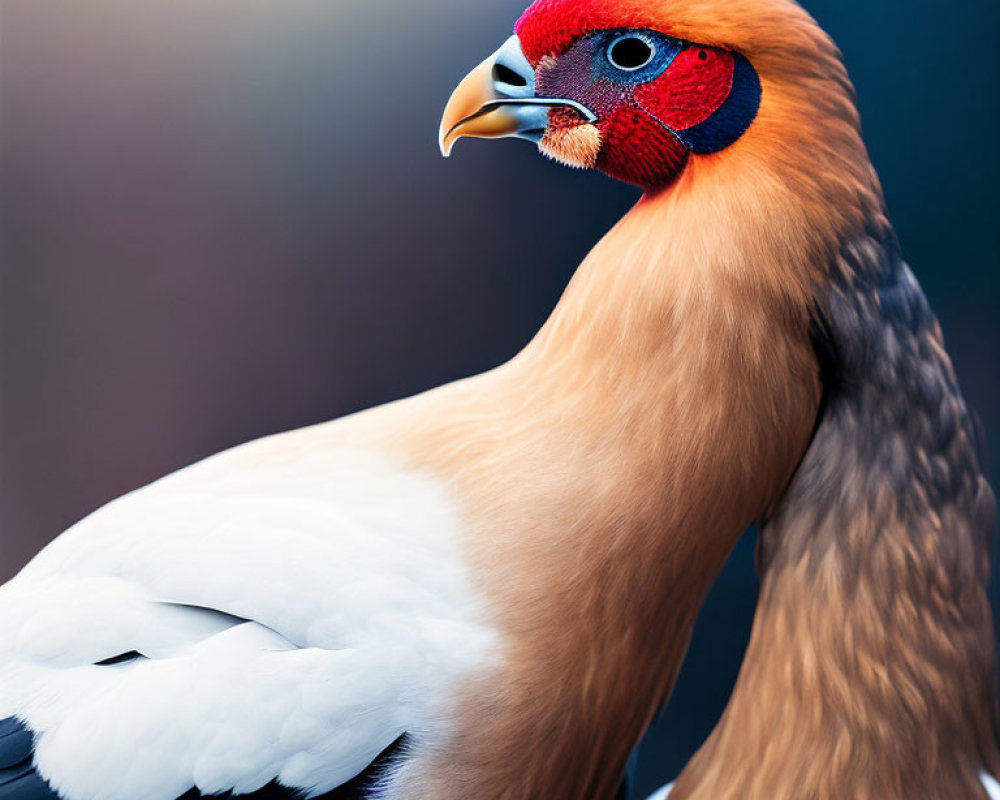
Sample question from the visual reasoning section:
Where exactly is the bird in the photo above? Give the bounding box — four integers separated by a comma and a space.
0, 3, 989, 800
0, 0, 822, 794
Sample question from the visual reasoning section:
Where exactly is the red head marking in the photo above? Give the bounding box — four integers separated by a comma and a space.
516, 0, 762, 192
635, 48, 734, 131
516, 0, 660, 65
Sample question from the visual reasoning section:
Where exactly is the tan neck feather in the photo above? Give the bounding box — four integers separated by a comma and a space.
388, 176, 842, 797
232, 119, 854, 794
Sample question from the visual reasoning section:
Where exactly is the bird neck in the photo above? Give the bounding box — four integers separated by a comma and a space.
401, 77, 890, 795
409, 177, 832, 799
672, 223, 1000, 800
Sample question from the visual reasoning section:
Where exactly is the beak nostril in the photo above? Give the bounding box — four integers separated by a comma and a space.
492, 63, 529, 88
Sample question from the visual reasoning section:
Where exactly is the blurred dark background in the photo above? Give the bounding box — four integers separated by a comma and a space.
1, 0, 997, 795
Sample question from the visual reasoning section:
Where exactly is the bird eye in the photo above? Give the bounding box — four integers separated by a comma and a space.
608, 35, 656, 71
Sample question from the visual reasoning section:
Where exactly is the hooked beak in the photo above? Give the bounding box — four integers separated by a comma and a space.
439, 35, 597, 157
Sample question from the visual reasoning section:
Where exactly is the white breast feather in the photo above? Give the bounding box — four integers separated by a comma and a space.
0, 440, 497, 800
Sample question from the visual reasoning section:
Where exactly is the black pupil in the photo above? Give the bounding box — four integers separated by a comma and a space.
610, 37, 653, 69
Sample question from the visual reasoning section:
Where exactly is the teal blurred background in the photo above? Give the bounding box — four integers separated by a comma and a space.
1, 0, 997, 794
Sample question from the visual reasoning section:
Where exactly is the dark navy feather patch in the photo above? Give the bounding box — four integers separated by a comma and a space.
0, 718, 57, 800
676, 53, 762, 154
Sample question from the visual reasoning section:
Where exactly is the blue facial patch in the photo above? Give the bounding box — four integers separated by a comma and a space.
592, 29, 684, 85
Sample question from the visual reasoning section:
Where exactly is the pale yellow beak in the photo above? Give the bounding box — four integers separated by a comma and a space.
438, 38, 534, 158
439, 56, 521, 157
439, 35, 596, 158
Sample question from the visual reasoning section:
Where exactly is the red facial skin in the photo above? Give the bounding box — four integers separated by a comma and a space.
534, 34, 736, 191
636, 48, 734, 130
595, 104, 690, 191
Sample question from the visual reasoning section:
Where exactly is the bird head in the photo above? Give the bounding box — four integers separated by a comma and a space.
440, 0, 840, 195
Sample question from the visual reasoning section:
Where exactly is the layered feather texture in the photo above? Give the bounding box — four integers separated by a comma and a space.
1, 0, 955, 797
0, 442, 496, 800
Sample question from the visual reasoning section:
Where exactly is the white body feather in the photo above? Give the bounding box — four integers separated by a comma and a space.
0, 432, 497, 800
